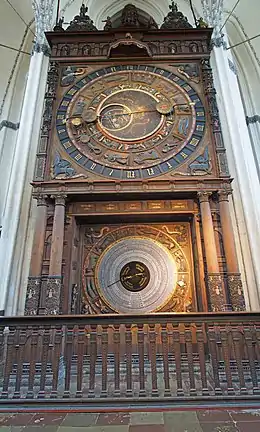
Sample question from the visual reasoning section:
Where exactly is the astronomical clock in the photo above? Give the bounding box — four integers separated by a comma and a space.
26, 3, 245, 318
55, 64, 208, 180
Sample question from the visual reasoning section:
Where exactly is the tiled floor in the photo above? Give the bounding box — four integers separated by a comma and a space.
0, 409, 260, 431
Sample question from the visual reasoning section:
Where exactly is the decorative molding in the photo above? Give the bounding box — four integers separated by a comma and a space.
201, 0, 224, 37
228, 58, 238, 75
41, 277, 62, 315
33, 41, 51, 56
25, 277, 42, 315
207, 273, 230, 312
201, 58, 230, 177
49, 34, 212, 59
32, 0, 56, 53
246, 115, 260, 125
227, 273, 246, 311
211, 36, 227, 49
34, 61, 59, 181
0, 120, 20, 131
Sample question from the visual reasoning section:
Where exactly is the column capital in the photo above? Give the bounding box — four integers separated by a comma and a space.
218, 190, 231, 203
32, 0, 56, 55
36, 194, 49, 207
51, 194, 67, 206
197, 191, 212, 204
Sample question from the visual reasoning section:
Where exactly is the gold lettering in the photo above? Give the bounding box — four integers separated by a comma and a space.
180, 152, 188, 159
147, 168, 154, 176
75, 153, 82, 161
68, 88, 77, 95
90, 163, 97, 170
126, 171, 135, 179
190, 138, 199, 146
109, 169, 114, 176
63, 141, 72, 149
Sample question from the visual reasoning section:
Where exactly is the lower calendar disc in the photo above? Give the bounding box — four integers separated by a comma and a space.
95, 237, 178, 314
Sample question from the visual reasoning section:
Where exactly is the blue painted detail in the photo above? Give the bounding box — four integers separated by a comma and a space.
178, 118, 189, 136
53, 153, 76, 178
189, 147, 211, 174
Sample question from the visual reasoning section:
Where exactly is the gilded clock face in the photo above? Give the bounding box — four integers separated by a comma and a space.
56, 65, 206, 179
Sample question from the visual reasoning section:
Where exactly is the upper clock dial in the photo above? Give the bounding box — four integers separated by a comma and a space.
97, 89, 164, 142
56, 65, 206, 180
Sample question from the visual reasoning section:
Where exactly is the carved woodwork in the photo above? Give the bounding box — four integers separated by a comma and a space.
25, 7, 246, 315
80, 222, 194, 315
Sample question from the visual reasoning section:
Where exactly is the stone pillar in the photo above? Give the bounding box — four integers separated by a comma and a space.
193, 214, 208, 312
25, 194, 48, 315
211, 44, 260, 309
198, 192, 230, 311
0, 52, 46, 316
40, 194, 66, 315
0, 0, 57, 315
218, 191, 246, 310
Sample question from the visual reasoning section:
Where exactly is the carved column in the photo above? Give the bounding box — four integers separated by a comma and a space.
198, 192, 230, 311
40, 194, 66, 314
25, 195, 48, 315
218, 191, 245, 310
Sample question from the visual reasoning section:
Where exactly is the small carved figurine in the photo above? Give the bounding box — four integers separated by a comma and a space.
197, 17, 208, 28
53, 16, 64, 32
103, 16, 112, 31
80, 3, 88, 17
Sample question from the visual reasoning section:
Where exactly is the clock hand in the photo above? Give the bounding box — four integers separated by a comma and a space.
108, 272, 144, 287
107, 279, 121, 288
99, 102, 195, 119
123, 272, 145, 280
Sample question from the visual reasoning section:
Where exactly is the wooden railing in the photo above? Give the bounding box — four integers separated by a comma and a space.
1, 313, 260, 403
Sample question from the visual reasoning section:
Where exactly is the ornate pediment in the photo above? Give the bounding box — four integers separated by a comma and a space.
161, 1, 192, 29
102, 4, 158, 31
66, 3, 97, 32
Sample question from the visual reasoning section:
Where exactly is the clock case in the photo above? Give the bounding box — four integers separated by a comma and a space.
35, 26, 231, 187
27, 26, 236, 316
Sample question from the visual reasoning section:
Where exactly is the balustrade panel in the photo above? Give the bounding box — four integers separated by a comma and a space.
0, 313, 260, 402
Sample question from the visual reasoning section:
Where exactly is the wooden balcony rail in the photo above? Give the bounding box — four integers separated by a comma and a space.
0, 312, 260, 403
